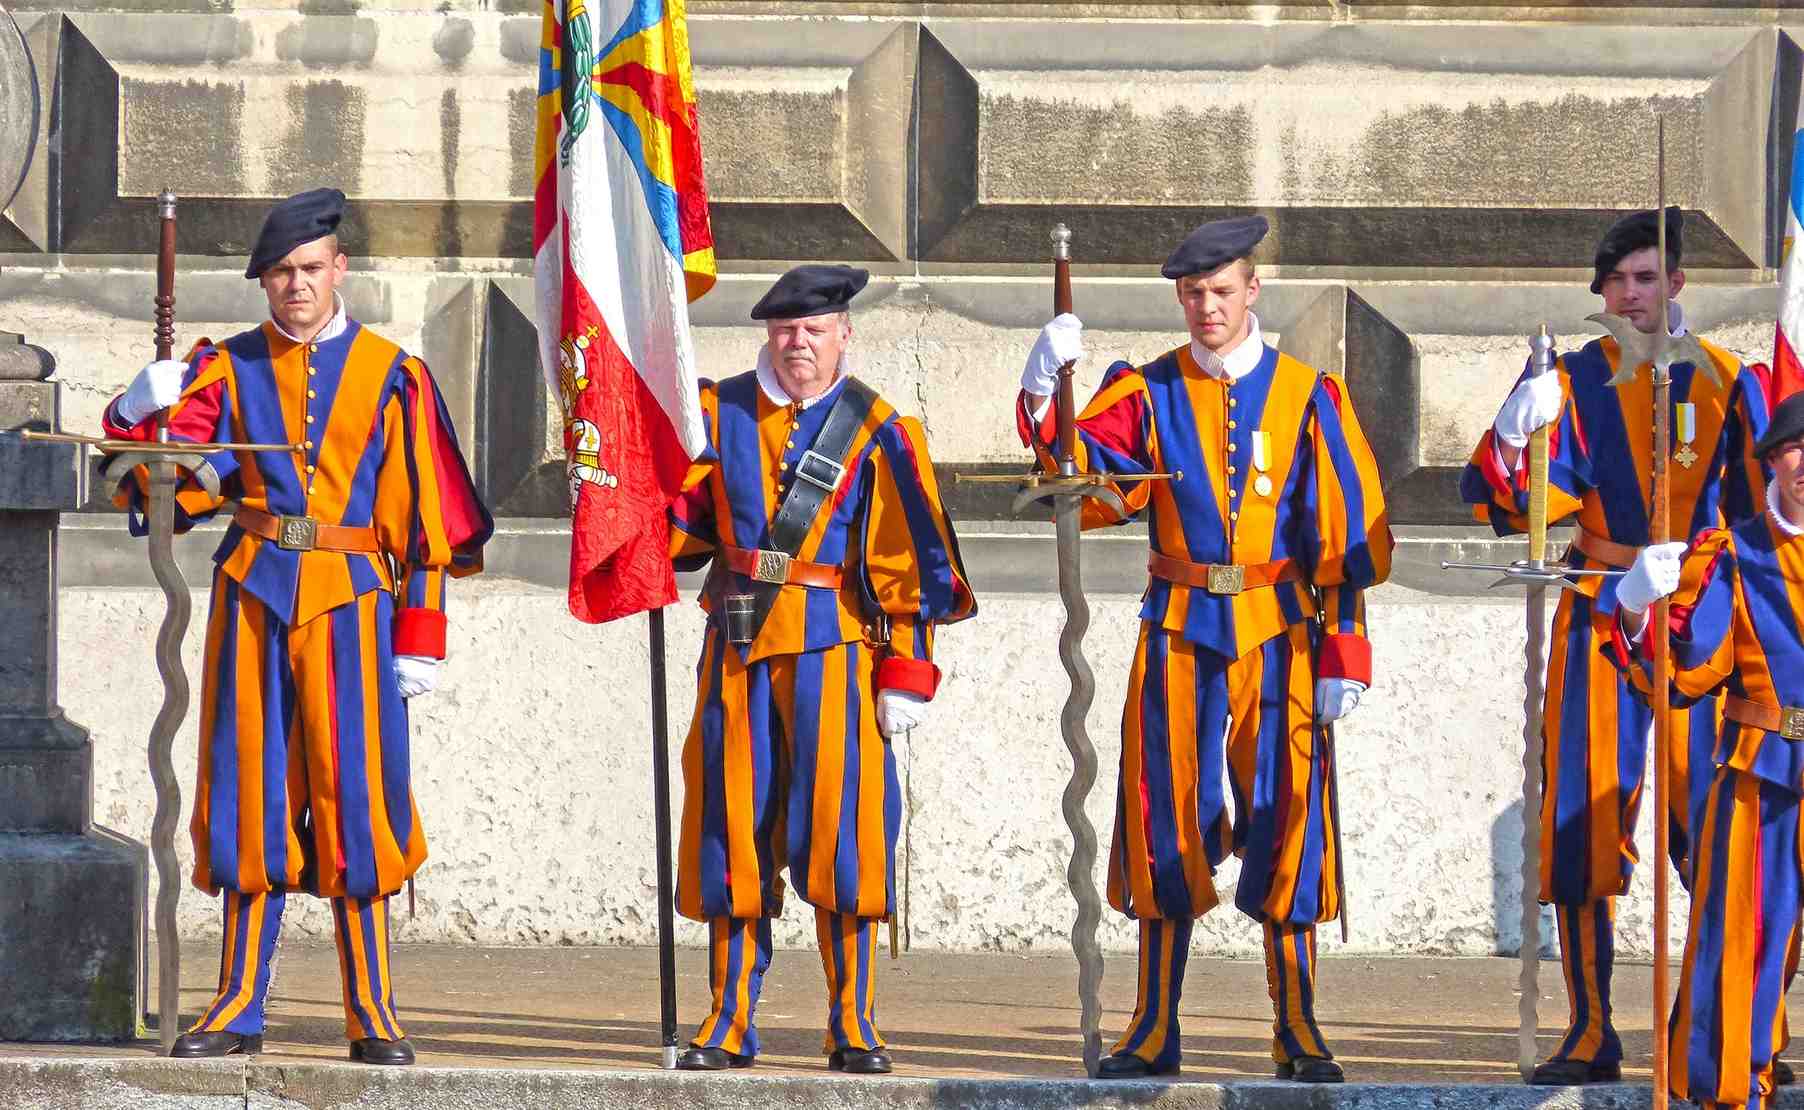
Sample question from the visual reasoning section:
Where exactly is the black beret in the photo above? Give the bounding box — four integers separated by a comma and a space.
246, 188, 346, 279
1161, 215, 1269, 280
1756, 391, 1804, 458
750, 264, 869, 321
1590, 206, 1682, 294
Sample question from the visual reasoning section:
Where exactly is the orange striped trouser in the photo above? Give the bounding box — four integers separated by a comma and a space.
1113, 916, 1330, 1069
191, 575, 426, 899
1672, 765, 1802, 1110
188, 889, 404, 1041
691, 910, 882, 1057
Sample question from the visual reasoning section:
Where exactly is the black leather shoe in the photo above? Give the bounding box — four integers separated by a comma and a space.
828, 1047, 893, 1074
1277, 1055, 1344, 1083
349, 1037, 416, 1066
676, 1045, 753, 1070
1094, 1051, 1179, 1079
1776, 1057, 1796, 1086
1528, 1058, 1620, 1085
169, 1031, 261, 1058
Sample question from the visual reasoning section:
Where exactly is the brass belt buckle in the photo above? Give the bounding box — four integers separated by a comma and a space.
276, 514, 318, 552
752, 549, 791, 585
1781, 706, 1804, 742
1206, 563, 1244, 595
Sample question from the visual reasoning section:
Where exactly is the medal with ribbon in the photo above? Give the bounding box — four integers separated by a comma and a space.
1673, 401, 1698, 469
1251, 430, 1273, 496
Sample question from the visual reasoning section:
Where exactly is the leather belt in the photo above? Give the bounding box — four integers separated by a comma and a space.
723, 545, 843, 589
234, 507, 379, 554
1569, 528, 1640, 570
1723, 694, 1804, 742
1147, 551, 1299, 596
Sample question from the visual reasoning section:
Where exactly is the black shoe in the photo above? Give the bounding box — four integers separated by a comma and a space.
348, 1037, 415, 1066
827, 1047, 893, 1074
676, 1045, 753, 1070
1277, 1055, 1344, 1083
169, 1031, 262, 1058
1094, 1051, 1179, 1079
1776, 1057, 1796, 1086
1528, 1057, 1620, 1085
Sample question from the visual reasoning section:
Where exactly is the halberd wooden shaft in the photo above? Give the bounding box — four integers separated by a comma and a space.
1052, 224, 1077, 477
1650, 114, 1672, 1110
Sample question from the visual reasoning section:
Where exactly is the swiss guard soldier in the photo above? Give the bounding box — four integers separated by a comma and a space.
1608, 390, 1804, 1110
1461, 207, 1770, 1086
101, 188, 493, 1064
666, 264, 976, 1074
1015, 217, 1393, 1081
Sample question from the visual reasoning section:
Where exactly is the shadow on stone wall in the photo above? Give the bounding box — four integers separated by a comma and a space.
1492, 798, 1555, 960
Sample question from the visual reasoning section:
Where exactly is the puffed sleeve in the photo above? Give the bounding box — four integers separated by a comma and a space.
858, 415, 976, 699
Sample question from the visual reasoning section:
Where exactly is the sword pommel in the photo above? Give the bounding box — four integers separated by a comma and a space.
157, 190, 176, 219
1529, 324, 1554, 378
1051, 223, 1071, 262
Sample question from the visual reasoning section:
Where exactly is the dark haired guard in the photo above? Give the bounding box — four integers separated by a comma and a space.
1160, 215, 1269, 280
1589, 206, 1682, 294
245, 188, 346, 279
1757, 390, 1804, 458
749, 264, 869, 320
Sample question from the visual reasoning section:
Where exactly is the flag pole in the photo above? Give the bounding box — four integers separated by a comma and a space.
648, 605, 679, 1068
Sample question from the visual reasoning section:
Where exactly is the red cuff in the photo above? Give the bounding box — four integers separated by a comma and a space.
876, 655, 941, 700
393, 608, 448, 659
1317, 633, 1371, 685
1605, 618, 1637, 669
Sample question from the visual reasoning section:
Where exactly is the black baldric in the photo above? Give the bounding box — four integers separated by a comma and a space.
720, 376, 879, 645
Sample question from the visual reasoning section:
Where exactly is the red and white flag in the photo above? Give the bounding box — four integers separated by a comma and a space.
533, 0, 717, 623
1774, 115, 1804, 402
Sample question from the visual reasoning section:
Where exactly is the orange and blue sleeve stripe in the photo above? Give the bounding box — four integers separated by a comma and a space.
669, 383, 720, 569
1015, 361, 1158, 529
110, 345, 240, 535
1299, 374, 1391, 682
385, 359, 493, 659
860, 415, 974, 699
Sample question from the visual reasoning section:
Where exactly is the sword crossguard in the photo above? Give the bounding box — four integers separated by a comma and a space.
1586, 312, 1720, 389
1440, 559, 1625, 591
101, 448, 221, 498
1006, 471, 1175, 518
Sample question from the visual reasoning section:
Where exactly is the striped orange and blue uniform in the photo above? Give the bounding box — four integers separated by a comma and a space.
1606, 515, 1804, 1108
669, 370, 974, 1057
105, 319, 491, 1041
1017, 342, 1391, 1069
1463, 335, 1767, 1067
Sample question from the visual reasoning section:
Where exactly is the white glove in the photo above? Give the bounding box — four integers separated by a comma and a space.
115, 358, 189, 426
1314, 677, 1366, 723
1492, 373, 1564, 449
1617, 541, 1686, 616
394, 654, 440, 699
1020, 313, 1084, 396
877, 690, 928, 738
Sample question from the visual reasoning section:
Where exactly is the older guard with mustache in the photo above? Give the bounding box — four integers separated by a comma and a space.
1015, 217, 1394, 1081
1462, 207, 1772, 1086
100, 188, 493, 1064
666, 264, 976, 1075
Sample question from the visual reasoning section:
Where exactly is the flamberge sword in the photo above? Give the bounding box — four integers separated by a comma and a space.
959, 225, 1173, 1076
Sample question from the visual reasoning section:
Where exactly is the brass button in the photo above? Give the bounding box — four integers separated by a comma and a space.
309, 343, 319, 353
1229, 487, 1238, 498
786, 440, 795, 449
306, 464, 316, 475
1228, 398, 1237, 408
1227, 420, 1237, 429
1227, 443, 1237, 453
1230, 511, 1239, 521
307, 389, 317, 399
1227, 465, 1237, 475
308, 368, 317, 377
305, 415, 314, 424
304, 440, 314, 450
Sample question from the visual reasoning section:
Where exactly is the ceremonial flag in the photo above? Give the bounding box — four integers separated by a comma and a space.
1774, 111, 1804, 402
534, 0, 716, 624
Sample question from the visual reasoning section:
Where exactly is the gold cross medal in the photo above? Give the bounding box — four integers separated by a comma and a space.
1251, 431, 1273, 496
1673, 402, 1698, 469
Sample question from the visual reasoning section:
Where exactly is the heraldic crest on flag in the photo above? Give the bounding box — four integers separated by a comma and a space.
534, 0, 717, 623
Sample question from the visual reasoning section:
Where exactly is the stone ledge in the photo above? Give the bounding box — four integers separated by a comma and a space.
2, 1058, 1801, 1109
